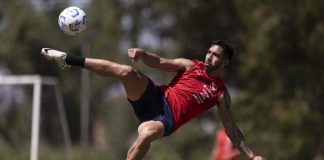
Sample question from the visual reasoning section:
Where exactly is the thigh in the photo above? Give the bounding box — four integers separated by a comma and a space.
84, 58, 149, 101
120, 69, 149, 101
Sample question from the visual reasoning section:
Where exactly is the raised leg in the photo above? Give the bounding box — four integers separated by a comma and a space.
40, 48, 149, 101
84, 58, 148, 101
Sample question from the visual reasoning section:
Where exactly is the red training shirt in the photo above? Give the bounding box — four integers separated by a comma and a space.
161, 59, 226, 131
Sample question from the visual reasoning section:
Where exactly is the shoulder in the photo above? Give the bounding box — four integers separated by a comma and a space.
218, 87, 231, 107
173, 58, 195, 70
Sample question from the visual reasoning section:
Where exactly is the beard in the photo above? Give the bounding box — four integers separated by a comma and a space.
204, 62, 222, 72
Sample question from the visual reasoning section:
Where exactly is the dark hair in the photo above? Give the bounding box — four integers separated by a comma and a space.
211, 40, 234, 61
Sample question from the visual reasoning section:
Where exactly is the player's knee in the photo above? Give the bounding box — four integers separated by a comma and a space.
117, 65, 137, 77
138, 127, 161, 143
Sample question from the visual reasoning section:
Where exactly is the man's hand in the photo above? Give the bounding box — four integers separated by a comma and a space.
128, 48, 145, 62
252, 156, 266, 160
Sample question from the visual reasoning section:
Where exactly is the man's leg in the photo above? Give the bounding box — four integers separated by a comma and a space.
41, 48, 162, 159
40, 48, 148, 101
127, 120, 164, 160
84, 58, 148, 101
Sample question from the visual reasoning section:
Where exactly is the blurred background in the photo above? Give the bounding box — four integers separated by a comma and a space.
0, 0, 324, 159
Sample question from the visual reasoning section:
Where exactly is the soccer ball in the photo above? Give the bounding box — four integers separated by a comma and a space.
58, 6, 88, 36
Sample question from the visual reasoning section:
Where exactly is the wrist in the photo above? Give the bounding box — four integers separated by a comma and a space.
239, 141, 255, 160
137, 50, 147, 60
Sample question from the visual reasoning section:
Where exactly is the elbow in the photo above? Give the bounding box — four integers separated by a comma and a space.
148, 58, 165, 69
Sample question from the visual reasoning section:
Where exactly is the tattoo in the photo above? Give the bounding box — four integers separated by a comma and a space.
224, 88, 231, 109
217, 89, 255, 159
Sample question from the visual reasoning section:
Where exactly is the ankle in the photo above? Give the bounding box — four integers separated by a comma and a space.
65, 54, 85, 67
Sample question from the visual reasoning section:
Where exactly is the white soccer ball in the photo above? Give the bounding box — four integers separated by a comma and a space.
58, 6, 88, 36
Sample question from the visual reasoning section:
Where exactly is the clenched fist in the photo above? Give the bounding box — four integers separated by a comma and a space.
128, 48, 145, 62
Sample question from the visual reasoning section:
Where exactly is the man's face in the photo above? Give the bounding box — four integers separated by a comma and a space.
204, 45, 228, 72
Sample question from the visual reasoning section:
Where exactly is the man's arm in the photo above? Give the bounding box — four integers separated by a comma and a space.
217, 90, 264, 160
128, 48, 194, 72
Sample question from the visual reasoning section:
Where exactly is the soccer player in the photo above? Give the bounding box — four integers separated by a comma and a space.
40, 41, 265, 160
210, 127, 241, 160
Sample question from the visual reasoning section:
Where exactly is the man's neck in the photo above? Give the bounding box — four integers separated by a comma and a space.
206, 69, 222, 78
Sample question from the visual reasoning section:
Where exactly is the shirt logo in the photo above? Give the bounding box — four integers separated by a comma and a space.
195, 70, 202, 75
192, 83, 218, 104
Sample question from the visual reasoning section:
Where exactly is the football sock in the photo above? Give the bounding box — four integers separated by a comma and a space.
65, 54, 85, 67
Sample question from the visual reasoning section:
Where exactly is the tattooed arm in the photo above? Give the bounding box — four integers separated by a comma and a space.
217, 90, 265, 160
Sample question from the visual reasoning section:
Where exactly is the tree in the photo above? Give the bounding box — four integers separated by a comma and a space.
235, 0, 324, 159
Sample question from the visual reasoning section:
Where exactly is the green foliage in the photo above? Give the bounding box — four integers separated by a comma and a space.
235, 0, 324, 159
1, 0, 323, 159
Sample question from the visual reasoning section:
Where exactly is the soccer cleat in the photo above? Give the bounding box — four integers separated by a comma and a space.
41, 48, 71, 68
